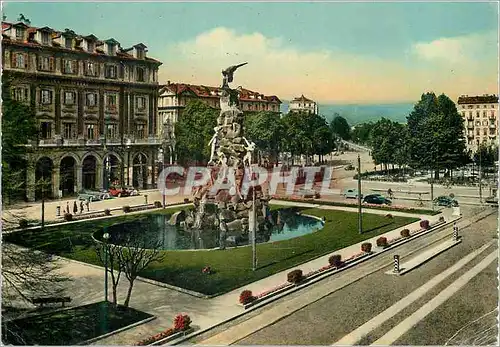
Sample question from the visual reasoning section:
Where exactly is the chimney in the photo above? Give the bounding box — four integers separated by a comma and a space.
167, 80, 170, 85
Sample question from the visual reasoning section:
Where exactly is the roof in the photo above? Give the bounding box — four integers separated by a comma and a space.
1, 21, 161, 65
160, 82, 281, 104
105, 38, 120, 45
457, 94, 498, 104
291, 94, 314, 103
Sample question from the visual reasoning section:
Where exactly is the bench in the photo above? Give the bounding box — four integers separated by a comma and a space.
31, 296, 72, 307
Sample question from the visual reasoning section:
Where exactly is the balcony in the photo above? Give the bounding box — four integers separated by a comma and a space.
489, 124, 496, 129
467, 124, 474, 129
133, 137, 162, 145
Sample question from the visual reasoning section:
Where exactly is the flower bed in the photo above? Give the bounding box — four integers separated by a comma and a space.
135, 314, 192, 345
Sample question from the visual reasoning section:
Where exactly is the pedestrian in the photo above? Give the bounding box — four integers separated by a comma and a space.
80, 200, 84, 214
66, 202, 70, 214
85, 199, 90, 212
73, 201, 78, 214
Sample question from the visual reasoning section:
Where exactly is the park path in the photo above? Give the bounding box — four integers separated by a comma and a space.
42, 203, 451, 345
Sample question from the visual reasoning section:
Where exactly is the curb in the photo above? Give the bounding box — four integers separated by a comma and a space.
78, 315, 157, 345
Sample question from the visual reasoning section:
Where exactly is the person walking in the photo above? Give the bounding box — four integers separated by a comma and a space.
73, 201, 78, 214
66, 202, 70, 214
85, 199, 90, 212
80, 200, 84, 214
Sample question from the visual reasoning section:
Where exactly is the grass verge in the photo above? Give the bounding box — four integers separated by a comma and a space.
1, 301, 153, 345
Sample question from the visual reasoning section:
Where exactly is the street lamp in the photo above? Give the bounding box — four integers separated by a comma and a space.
158, 148, 166, 208
102, 231, 110, 302
357, 154, 363, 234
126, 139, 132, 186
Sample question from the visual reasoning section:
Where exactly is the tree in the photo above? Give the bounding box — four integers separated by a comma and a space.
116, 235, 164, 308
2, 76, 38, 204
407, 92, 467, 178
351, 122, 374, 145
174, 100, 218, 165
244, 111, 284, 164
329, 114, 351, 140
95, 241, 124, 307
473, 144, 498, 172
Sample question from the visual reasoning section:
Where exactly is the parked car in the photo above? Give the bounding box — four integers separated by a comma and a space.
363, 194, 391, 205
485, 196, 498, 206
109, 187, 131, 198
342, 188, 362, 199
433, 196, 459, 207
78, 190, 103, 202
344, 164, 355, 171
123, 186, 139, 196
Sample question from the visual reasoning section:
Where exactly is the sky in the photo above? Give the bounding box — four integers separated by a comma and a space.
2, 1, 499, 104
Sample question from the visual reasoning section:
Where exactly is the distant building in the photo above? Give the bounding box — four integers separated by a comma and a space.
288, 94, 318, 115
457, 94, 498, 152
2, 20, 162, 201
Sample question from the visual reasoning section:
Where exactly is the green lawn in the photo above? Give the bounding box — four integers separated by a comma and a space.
2, 301, 153, 345
3, 205, 418, 296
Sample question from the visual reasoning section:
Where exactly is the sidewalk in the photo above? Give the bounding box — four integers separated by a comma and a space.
65, 205, 450, 344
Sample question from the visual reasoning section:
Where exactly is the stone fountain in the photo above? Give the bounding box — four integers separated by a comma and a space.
175, 63, 272, 249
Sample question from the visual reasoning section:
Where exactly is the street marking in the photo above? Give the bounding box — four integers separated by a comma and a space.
371, 249, 498, 346
332, 240, 495, 345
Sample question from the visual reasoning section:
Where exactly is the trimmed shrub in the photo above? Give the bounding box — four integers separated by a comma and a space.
239, 290, 255, 304
361, 242, 372, 253
400, 229, 410, 238
376, 236, 388, 247
385, 213, 393, 219
287, 269, 304, 284
420, 220, 430, 229
439, 216, 445, 223
154, 201, 162, 208
184, 198, 190, 203
104, 209, 111, 216
449, 193, 455, 199
19, 219, 29, 228
173, 314, 191, 331
328, 254, 343, 267
123, 206, 131, 213
64, 213, 73, 221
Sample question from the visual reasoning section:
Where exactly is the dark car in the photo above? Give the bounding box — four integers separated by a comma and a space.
433, 196, 459, 207
363, 194, 391, 205
485, 196, 498, 206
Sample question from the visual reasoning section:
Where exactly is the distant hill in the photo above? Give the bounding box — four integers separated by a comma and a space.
280, 101, 416, 126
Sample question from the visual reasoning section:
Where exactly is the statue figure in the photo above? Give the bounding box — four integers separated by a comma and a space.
243, 138, 256, 167
208, 125, 222, 165
222, 62, 248, 89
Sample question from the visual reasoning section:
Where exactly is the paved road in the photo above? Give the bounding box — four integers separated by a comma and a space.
189, 208, 497, 346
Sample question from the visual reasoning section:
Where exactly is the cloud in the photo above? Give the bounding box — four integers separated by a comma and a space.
159, 27, 498, 104
412, 31, 498, 65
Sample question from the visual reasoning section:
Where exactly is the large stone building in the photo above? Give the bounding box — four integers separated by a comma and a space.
288, 94, 318, 114
457, 94, 498, 152
2, 21, 162, 201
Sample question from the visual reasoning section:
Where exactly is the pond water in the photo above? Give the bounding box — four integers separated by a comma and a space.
96, 209, 324, 250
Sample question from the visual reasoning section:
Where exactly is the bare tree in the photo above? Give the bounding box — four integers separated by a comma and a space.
95, 242, 124, 307
117, 235, 164, 307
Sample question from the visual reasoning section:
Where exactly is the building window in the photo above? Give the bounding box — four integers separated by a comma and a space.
136, 67, 145, 82
87, 42, 95, 53
104, 65, 117, 79
492, 111, 496, 117
86, 124, 96, 139
106, 123, 118, 139
15, 28, 24, 40
136, 124, 145, 138
40, 122, 52, 139
106, 94, 117, 109
40, 89, 53, 105
63, 91, 76, 105
136, 96, 146, 110
41, 32, 50, 45
476, 129, 480, 135
63, 123, 76, 139
85, 92, 98, 107
12, 53, 27, 69
469, 111, 473, 117
11, 87, 29, 102
476, 111, 480, 117
62, 59, 77, 74
483, 128, 488, 135
65, 38, 72, 49
38, 56, 54, 71
136, 49, 145, 60
84, 61, 98, 77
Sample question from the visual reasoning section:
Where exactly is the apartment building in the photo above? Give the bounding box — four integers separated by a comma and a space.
457, 94, 498, 153
288, 94, 318, 115
2, 21, 162, 201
